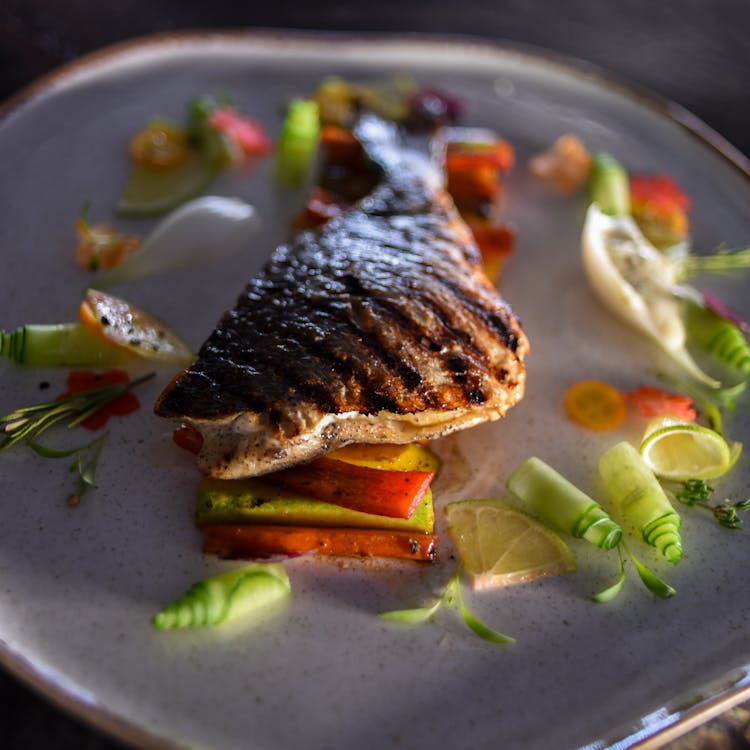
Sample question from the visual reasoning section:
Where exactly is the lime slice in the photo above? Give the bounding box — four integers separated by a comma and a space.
639, 416, 739, 481
444, 499, 576, 590
116, 149, 216, 217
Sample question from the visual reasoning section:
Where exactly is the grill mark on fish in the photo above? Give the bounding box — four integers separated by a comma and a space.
155, 114, 528, 478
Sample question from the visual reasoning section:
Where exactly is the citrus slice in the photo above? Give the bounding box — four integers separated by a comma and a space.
79, 289, 194, 364
563, 379, 627, 431
116, 149, 216, 217
444, 499, 576, 590
639, 416, 740, 481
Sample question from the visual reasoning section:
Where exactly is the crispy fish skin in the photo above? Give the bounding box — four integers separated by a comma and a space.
155, 116, 529, 478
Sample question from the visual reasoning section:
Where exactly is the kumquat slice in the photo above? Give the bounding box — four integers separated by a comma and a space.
563, 379, 627, 431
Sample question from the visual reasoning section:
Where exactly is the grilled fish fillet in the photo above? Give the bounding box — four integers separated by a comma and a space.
155, 115, 529, 479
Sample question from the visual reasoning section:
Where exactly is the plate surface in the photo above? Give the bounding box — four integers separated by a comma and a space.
2, 31, 750, 750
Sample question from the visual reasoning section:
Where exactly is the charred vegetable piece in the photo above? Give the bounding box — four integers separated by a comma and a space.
202, 524, 438, 561
197, 478, 435, 532
264, 457, 435, 519
152, 563, 290, 630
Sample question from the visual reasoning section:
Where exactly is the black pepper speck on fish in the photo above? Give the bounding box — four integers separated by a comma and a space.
155, 115, 529, 479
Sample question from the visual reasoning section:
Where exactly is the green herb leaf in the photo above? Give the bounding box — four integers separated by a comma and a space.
590, 546, 626, 603
379, 601, 441, 624
622, 542, 676, 599
453, 577, 515, 644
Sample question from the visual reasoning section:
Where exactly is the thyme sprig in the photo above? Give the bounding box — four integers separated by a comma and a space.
1, 372, 155, 450
672, 478, 750, 530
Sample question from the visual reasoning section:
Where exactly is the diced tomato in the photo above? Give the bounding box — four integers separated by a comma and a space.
209, 107, 272, 158
56, 370, 140, 430
630, 174, 691, 246
173, 424, 204, 454
202, 524, 438, 561
623, 386, 697, 421
75, 219, 140, 272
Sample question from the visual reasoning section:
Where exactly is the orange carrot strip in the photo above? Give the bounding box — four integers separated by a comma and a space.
266, 457, 434, 519
446, 167, 500, 203
202, 524, 438, 561
445, 140, 515, 172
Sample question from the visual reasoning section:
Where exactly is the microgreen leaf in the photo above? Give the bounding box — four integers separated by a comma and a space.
379, 600, 442, 624
452, 572, 515, 644
590, 546, 626, 603
621, 542, 676, 599
378, 566, 514, 644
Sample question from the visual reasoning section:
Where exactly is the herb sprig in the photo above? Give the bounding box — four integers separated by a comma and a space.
1, 371, 155, 502
672, 479, 750, 529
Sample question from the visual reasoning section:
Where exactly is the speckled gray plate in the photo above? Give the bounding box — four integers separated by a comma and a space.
2, 31, 750, 750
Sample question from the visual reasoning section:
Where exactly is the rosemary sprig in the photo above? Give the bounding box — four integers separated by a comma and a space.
1, 371, 155, 450
672, 478, 750, 529
1, 371, 155, 503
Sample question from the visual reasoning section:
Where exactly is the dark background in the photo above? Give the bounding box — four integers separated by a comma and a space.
1, 1, 749, 748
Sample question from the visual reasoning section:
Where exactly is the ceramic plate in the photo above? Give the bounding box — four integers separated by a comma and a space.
2, 31, 750, 750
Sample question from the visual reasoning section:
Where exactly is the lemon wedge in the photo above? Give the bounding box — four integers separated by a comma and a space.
444, 499, 576, 591
639, 416, 741, 481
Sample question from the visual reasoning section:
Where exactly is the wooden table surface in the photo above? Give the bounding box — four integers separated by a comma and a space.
1, 1, 749, 748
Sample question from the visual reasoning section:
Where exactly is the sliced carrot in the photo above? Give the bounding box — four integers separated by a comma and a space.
265, 456, 434, 519
445, 140, 515, 173
563, 379, 627, 431
446, 166, 501, 203
622, 385, 697, 421
202, 524, 438, 561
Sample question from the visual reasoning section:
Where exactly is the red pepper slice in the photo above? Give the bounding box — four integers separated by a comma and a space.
265, 456, 434, 519
56, 369, 140, 430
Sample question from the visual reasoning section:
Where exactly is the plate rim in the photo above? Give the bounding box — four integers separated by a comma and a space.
2, 27, 750, 750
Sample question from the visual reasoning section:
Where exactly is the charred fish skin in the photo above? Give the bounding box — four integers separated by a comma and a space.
155, 115, 528, 478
